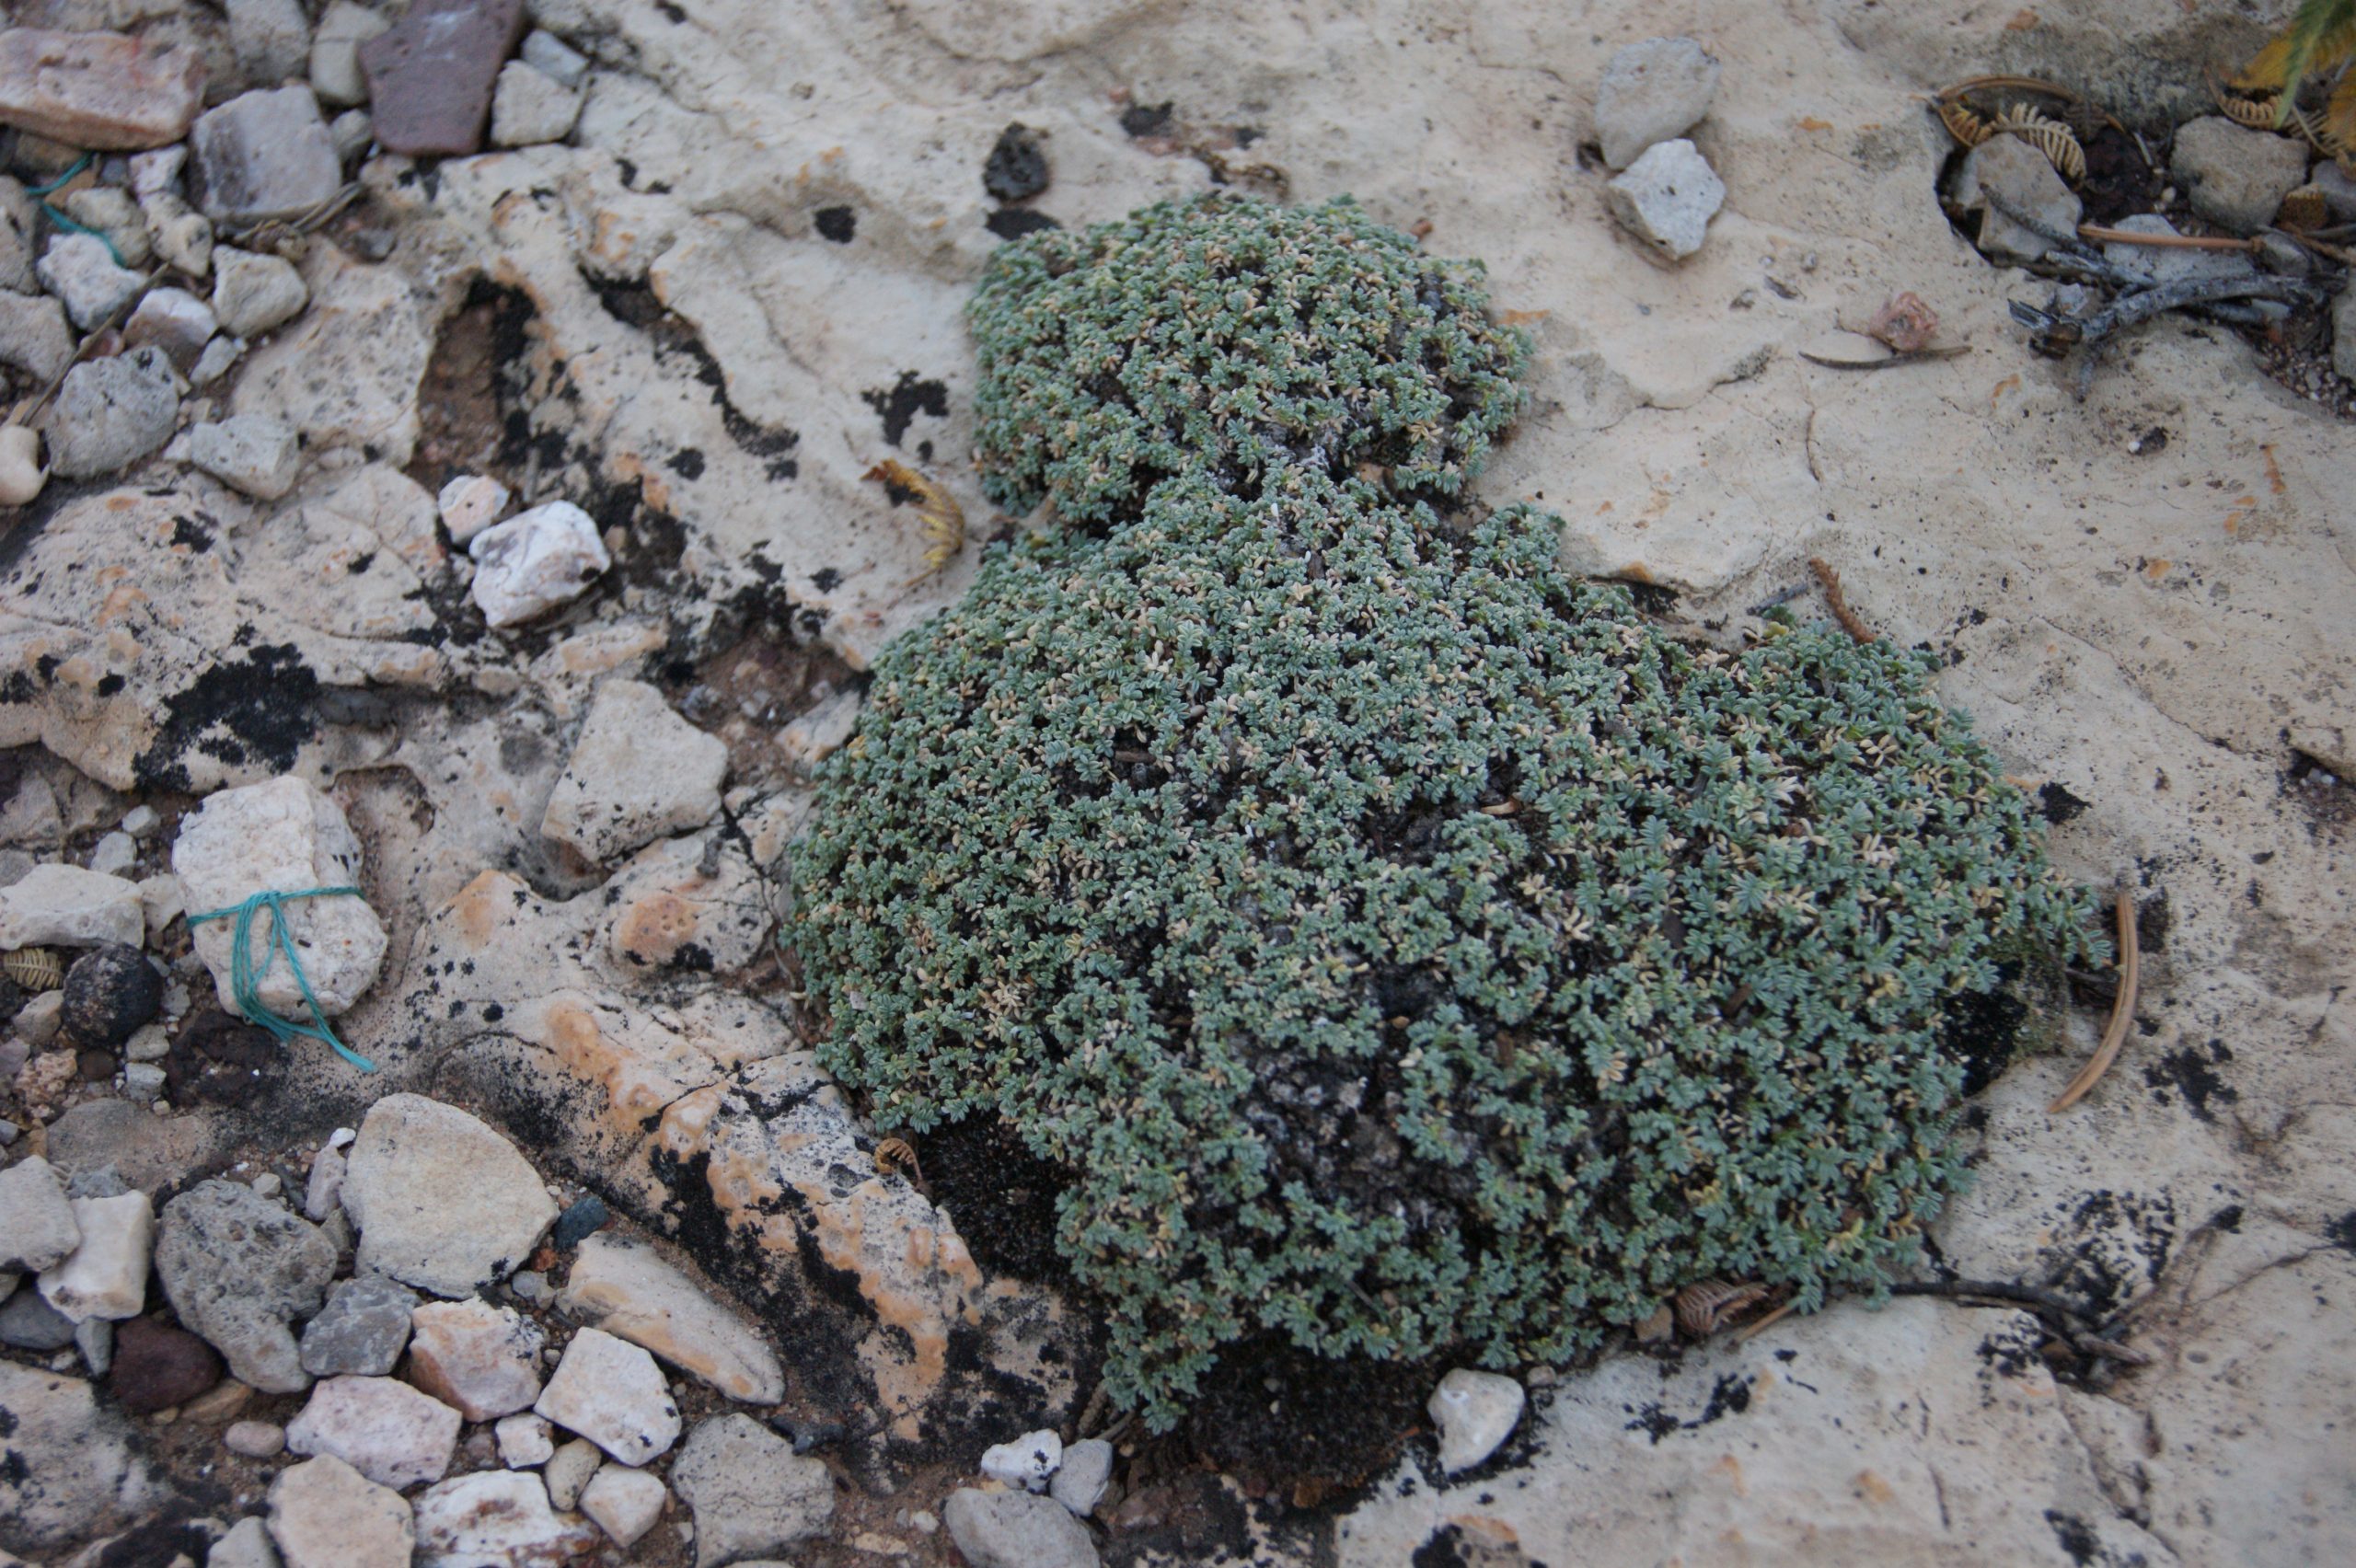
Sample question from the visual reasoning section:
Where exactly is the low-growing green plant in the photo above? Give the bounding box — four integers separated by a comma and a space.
790, 195, 2101, 1430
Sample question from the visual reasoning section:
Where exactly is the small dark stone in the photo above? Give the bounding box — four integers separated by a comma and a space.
1119, 101, 1176, 139
60, 943, 163, 1051
77, 1047, 117, 1082
550, 1193, 609, 1250
813, 204, 856, 243
986, 209, 1062, 241
360, 0, 531, 157
0, 1285, 79, 1350
164, 1009, 283, 1107
111, 1316, 225, 1415
983, 123, 1050, 202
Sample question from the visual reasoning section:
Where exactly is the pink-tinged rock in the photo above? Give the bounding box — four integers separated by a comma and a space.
285, 1374, 461, 1490
406, 1298, 544, 1421
534, 1327, 680, 1467
359, 0, 529, 157
411, 1470, 600, 1568
0, 30, 206, 151
268, 1455, 413, 1568
190, 87, 343, 225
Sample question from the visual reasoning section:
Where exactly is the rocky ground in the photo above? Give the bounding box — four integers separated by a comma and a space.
0, 1, 2351, 1565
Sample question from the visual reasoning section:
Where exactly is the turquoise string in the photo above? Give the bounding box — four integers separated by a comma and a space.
25, 155, 92, 197
186, 887, 376, 1072
29, 156, 127, 268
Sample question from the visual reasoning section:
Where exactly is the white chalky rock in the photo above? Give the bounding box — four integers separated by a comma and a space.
980, 1427, 1063, 1492
0, 289, 74, 385
523, 30, 591, 90
121, 287, 218, 371
87, 831, 139, 880
496, 1412, 556, 1468
490, 61, 582, 148
0, 423, 46, 507
144, 193, 215, 278
36, 1192, 154, 1322
207, 1514, 279, 1568
0, 865, 146, 951
190, 413, 301, 500
212, 246, 309, 338
436, 473, 509, 544
1605, 137, 1726, 260
341, 1094, 557, 1297
130, 147, 186, 202
285, 1374, 462, 1490
172, 777, 387, 1020
412, 1470, 600, 1567
535, 1327, 682, 1467
0, 1157, 80, 1274
268, 1455, 413, 1568
405, 1297, 545, 1420
309, 3, 388, 109
540, 679, 727, 865
581, 1463, 669, 1548
1050, 1436, 1114, 1516
543, 1437, 602, 1510
557, 1233, 785, 1403
1429, 1367, 1525, 1472
469, 501, 611, 628
1595, 36, 1722, 170
36, 232, 145, 331
943, 1488, 1100, 1568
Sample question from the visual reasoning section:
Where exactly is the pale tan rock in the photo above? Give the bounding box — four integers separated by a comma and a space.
268, 1454, 412, 1568
541, 678, 724, 863
36, 1192, 154, 1322
406, 1297, 545, 1420
558, 1233, 784, 1402
0, 30, 206, 150
533, 1327, 680, 1466
341, 1094, 556, 1297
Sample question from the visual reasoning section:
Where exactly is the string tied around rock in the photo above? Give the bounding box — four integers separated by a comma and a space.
186, 886, 375, 1073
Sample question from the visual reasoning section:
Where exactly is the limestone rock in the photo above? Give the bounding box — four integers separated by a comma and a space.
669, 1413, 837, 1567
360, 0, 531, 158
0, 1156, 80, 1274
522, 31, 590, 92
534, 1326, 681, 1467
1606, 139, 1726, 261
1429, 1368, 1524, 1471
144, 192, 215, 278
981, 1427, 1062, 1492
0, 29, 207, 151
299, 1275, 416, 1378
311, 4, 390, 110
0, 865, 146, 951
225, 1418, 288, 1457
229, 248, 431, 466
579, 1464, 668, 1549
541, 679, 726, 864
469, 501, 613, 630
406, 1297, 545, 1420
0, 173, 29, 293
557, 1232, 784, 1403
122, 287, 219, 372
1051, 1437, 1114, 1516
491, 62, 582, 148
208, 1516, 280, 1568
0, 1362, 165, 1551
341, 1094, 557, 1297
1950, 133, 2081, 262
155, 1179, 337, 1394
43, 348, 179, 480
268, 1455, 413, 1568
36, 1190, 153, 1322
542, 1437, 601, 1511
172, 776, 388, 1021
2172, 116, 2311, 234
285, 1374, 462, 1490
437, 473, 510, 544
411, 1470, 600, 1568
496, 1412, 556, 1467
227, 0, 314, 88
191, 414, 303, 500
191, 87, 344, 226
943, 1487, 1101, 1568
1596, 37, 1721, 170
212, 247, 310, 339
36, 232, 145, 332
0, 289, 75, 385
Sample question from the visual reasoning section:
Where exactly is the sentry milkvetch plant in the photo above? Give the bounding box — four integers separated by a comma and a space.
789, 193, 2103, 1429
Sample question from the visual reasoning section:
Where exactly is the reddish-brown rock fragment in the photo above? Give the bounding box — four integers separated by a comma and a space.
0, 29, 206, 151
358, 0, 528, 157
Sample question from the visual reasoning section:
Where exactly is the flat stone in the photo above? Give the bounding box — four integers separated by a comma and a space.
299, 1275, 417, 1378
411, 1470, 599, 1567
0, 1156, 80, 1274
171, 776, 387, 1022
407, 1297, 545, 1420
190, 87, 343, 226
191, 414, 303, 500
37, 231, 146, 331
669, 1413, 837, 1567
581, 1464, 668, 1549
470, 500, 613, 630
0, 865, 146, 951
212, 247, 310, 338
2172, 115, 2311, 234
541, 678, 726, 864
311, 4, 390, 110
110, 1315, 225, 1414
1050, 1436, 1114, 1516
0, 1280, 77, 1348
1596, 37, 1721, 170
1605, 138, 1727, 260
942, 1488, 1100, 1568
42, 348, 180, 480
534, 1327, 681, 1467
341, 1094, 556, 1297
285, 1374, 462, 1490
0, 29, 207, 151
980, 1427, 1061, 1492
228, 0, 314, 88
0, 1363, 164, 1553
360, 0, 531, 158
156, 1179, 337, 1394
123, 285, 218, 371
0, 288, 74, 384
36, 1190, 153, 1322
209, 1516, 279, 1568
437, 473, 509, 543
496, 1412, 555, 1467
1429, 1367, 1525, 1471
543, 1436, 601, 1510
490, 61, 580, 148
268, 1455, 413, 1568
557, 1232, 784, 1403
225, 1418, 287, 1457
1950, 133, 2081, 262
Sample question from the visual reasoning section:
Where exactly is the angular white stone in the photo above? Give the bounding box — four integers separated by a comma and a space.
436, 474, 509, 545
144, 191, 215, 278
670, 1413, 836, 1566
491, 61, 582, 148
268, 1454, 413, 1568
406, 1297, 545, 1421
543, 1437, 602, 1510
469, 501, 611, 629
309, 3, 387, 110
1950, 134, 2081, 263
0, 1157, 80, 1274
1605, 138, 1727, 260
122, 288, 219, 372
58, 186, 152, 268
303, 1145, 344, 1222
412, 1470, 599, 1568
496, 1412, 556, 1468
207, 1514, 280, 1568
0, 422, 45, 508
212, 246, 309, 339
534, 1327, 682, 1467
0, 289, 74, 385
540, 679, 727, 864
172, 777, 387, 1020
191, 414, 302, 500
1596, 36, 1721, 170
36, 232, 145, 331
942, 1487, 1099, 1568
36, 1192, 153, 1323
558, 1233, 785, 1403
190, 87, 341, 226
980, 1427, 1062, 1492
227, 0, 312, 86
1429, 1367, 1525, 1472
341, 1093, 557, 1297
285, 1374, 461, 1491
0, 864, 146, 951
1050, 1436, 1114, 1516
581, 1464, 668, 1549
522, 31, 590, 90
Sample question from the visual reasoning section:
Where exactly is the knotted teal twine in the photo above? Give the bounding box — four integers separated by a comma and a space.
27, 154, 128, 268
186, 887, 376, 1072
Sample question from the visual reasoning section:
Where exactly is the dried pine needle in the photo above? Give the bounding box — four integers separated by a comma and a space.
2049, 885, 2142, 1113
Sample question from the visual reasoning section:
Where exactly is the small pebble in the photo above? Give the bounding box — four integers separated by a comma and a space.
225, 1418, 287, 1458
